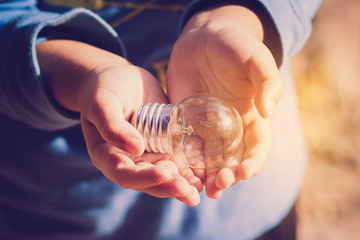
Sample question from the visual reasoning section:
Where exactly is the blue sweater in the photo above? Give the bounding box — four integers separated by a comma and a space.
0, 1, 321, 239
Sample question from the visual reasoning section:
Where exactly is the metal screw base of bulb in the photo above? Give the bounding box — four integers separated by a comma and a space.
131, 103, 174, 154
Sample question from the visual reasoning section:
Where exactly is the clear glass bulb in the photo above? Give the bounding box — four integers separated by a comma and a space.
131, 95, 243, 170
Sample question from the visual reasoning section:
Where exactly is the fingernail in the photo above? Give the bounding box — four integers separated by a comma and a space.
126, 137, 145, 155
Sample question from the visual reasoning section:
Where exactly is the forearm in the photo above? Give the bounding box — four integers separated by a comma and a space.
0, 3, 125, 129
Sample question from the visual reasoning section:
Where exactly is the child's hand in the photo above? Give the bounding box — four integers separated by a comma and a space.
166, 6, 283, 199
37, 40, 202, 206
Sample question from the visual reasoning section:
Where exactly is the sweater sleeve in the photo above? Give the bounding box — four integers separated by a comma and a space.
181, 0, 322, 65
0, 0, 126, 130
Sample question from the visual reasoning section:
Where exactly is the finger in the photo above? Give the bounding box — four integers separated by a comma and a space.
205, 172, 223, 199
85, 88, 145, 155
147, 154, 204, 194
203, 138, 226, 198
96, 149, 179, 190
178, 167, 204, 194
182, 135, 207, 185
176, 186, 201, 207
171, 155, 205, 193
139, 175, 192, 197
82, 118, 178, 189
191, 167, 207, 186
112, 161, 179, 190
215, 165, 237, 190
248, 43, 283, 118
215, 139, 245, 189
237, 119, 272, 180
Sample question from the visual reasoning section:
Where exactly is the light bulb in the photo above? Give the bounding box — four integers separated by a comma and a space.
131, 95, 243, 170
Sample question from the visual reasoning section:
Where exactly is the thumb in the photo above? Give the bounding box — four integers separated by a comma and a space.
83, 90, 145, 156
248, 43, 283, 118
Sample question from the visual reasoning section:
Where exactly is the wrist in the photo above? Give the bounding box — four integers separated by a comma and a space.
183, 4, 282, 67
183, 5, 264, 42
36, 40, 127, 112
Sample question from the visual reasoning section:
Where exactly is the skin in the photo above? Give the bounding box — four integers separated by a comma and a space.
36, 40, 202, 206
167, 5, 283, 199
36, 5, 283, 206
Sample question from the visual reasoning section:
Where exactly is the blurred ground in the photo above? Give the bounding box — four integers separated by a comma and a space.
291, 0, 360, 239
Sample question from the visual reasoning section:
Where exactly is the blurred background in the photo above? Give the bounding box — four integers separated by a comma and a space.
291, 0, 360, 239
